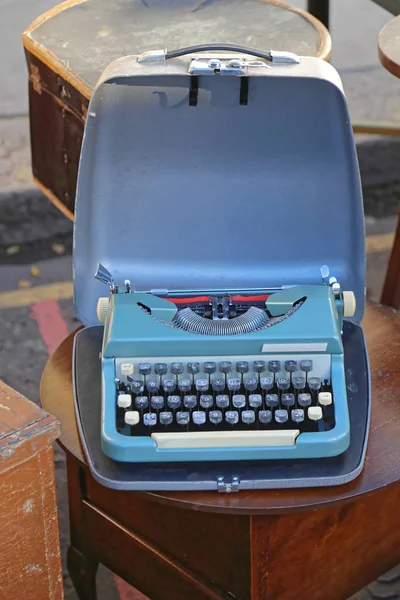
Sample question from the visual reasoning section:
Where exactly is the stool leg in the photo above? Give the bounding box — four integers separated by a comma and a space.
67, 545, 98, 600
307, 0, 330, 29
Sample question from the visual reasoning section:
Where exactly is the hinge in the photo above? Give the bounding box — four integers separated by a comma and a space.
217, 476, 240, 493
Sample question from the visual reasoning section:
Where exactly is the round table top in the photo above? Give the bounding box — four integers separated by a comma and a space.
41, 303, 400, 515
379, 15, 400, 79
24, 0, 331, 100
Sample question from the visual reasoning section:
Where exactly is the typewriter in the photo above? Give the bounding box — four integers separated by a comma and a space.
72, 46, 368, 467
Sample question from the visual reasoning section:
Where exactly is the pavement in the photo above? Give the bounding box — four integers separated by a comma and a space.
1, 0, 400, 599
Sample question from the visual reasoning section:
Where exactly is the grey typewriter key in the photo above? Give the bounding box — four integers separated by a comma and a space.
167, 395, 181, 410
236, 361, 249, 374
159, 411, 173, 426
260, 376, 274, 390
298, 393, 312, 407
242, 410, 255, 425
309, 377, 321, 391
192, 410, 206, 426
219, 361, 232, 374
281, 393, 295, 408
268, 360, 281, 373
232, 395, 246, 409
265, 394, 279, 408
259, 410, 273, 424
187, 362, 200, 375
291, 408, 305, 423
292, 376, 306, 390
183, 395, 197, 409
249, 394, 262, 408
204, 361, 217, 374
147, 379, 160, 394
212, 378, 225, 392
227, 378, 241, 392
163, 379, 176, 393
155, 363, 168, 376
139, 362, 152, 375
195, 378, 209, 392
275, 409, 289, 423
209, 410, 223, 425
143, 413, 157, 427
171, 362, 184, 375
178, 378, 192, 393
284, 360, 297, 373
200, 395, 214, 409
253, 360, 266, 373
225, 410, 239, 425
130, 380, 144, 395
244, 377, 257, 392
277, 377, 290, 391
216, 394, 230, 409
135, 396, 149, 410
176, 411, 190, 426
300, 359, 313, 373
150, 396, 164, 410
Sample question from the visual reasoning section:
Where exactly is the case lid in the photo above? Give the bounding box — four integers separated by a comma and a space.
73, 51, 365, 327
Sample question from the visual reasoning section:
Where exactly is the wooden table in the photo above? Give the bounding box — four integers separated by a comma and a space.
40, 303, 400, 600
22, 0, 331, 220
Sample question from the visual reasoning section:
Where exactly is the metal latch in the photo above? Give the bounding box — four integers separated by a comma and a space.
217, 476, 240, 493
189, 57, 270, 76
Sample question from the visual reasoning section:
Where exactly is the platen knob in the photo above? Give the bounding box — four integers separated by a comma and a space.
342, 291, 356, 318
97, 297, 110, 323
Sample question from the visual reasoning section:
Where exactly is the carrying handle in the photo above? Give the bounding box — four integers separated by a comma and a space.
137, 45, 300, 64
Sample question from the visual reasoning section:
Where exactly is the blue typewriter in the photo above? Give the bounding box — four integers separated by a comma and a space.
73, 45, 369, 469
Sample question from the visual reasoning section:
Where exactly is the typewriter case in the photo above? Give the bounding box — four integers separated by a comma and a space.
72, 49, 370, 491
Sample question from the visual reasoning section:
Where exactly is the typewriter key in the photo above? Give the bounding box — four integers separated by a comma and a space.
187, 362, 200, 374
117, 394, 131, 409
291, 408, 305, 423
159, 411, 173, 426
232, 395, 246, 409
249, 394, 262, 408
318, 392, 332, 406
216, 395, 230, 409
309, 377, 321, 391
138, 362, 152, 375
242, 410, 255, 425
275, 409, 289, 423
204, 362, 217, 374
259, 410, 273, 424
192, 411, 206, 426
212, 378, 225, 392
308, 406, 323, 420
146, 379, 160, 394
281, 393, 295, 408
135, 396, 149, 410
268, 360, 281, 373
120, 363, 134, 376
236, 361, 249, 374
225, 411, 239, 425
244, 377, 257, 392
209, 410, 223, 425
300, 359, 313, 373
253, 360, 266, 373
292, 376, 306, 390
265, 394, 279, 408
219, 361, 232, 374
176, 411, 190, 426
260, 376, 274, 390
298, 393, 312, 407
167, 396, 181, 410
125, 411, 140, 426
200, 395, 214, 409
130, 380, 144, 395
227, 378, 241, 392
150, 396, 164, 410
143, 413, 157, 427
183, 395, 197, 409
155, 363, 168, 376
195, 378, 209, 392
285, 360, 297, 373
277, 377, 290, 391
163, 379, 176, 393
171, 362, 184, 375
178, 378, 191, 393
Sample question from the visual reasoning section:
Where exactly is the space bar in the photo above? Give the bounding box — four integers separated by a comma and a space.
151, 430, 300, 449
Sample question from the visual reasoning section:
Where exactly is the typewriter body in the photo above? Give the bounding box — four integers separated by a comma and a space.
73, 47, 368, 466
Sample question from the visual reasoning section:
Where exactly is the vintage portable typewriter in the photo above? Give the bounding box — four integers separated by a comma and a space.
73, 45, 368, 467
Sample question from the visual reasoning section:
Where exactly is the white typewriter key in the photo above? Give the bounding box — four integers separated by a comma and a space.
176, 411, 190, 425
130, 380, 144, 394
275, 409, 289, 423
178, 378, 192, 393
204, 362, 217, 374
309, 377, 321, 391
167, 396, 181, 410
216, 394, 230, 409
117, 394, 132, 409
253, 360, 266, 373
281, 393, 295, 408
300, 360, 313, 373
319, 392, 332, 406
268, 360, 281, 373
163, 379, 176, 393
155, 363, 168, 375
195, 378, 209, 392
147, 379, 160, 394
236, 361, 249, 374
125, 411, 140, 426
227, 378, 241, 392
291, 408, 305, 423
219, 361, 232, 374
171, 362, 184, 375
200, 395, 214, 409
308, 406, 323, 420
183, 395, 197, 409
298, 393, 312, 407
265, 394, 279, 408
159, 411, 173, 426
187, 362, 200, 374
225, 411, 239, 425
249, 394, 262, 408
277, 377, 290, 391
232, 395, 246, 409
244, 377, 257, 392
120, 363, 134, 376
259, 410, 273, 424
293, 376, 306, 390
242, 410, 255, 425
193, 411, 206, 426
260, 376, 274, 390
212, 378, 225, 392
138, 363, 152, 375
285, 360, 297, 373
207, 410, 221, 425
143, 413, 157, 427
151, 396, 164, 410
135, 396, 149, 410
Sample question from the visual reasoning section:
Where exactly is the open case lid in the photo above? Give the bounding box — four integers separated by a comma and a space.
73, 49, 365, 327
